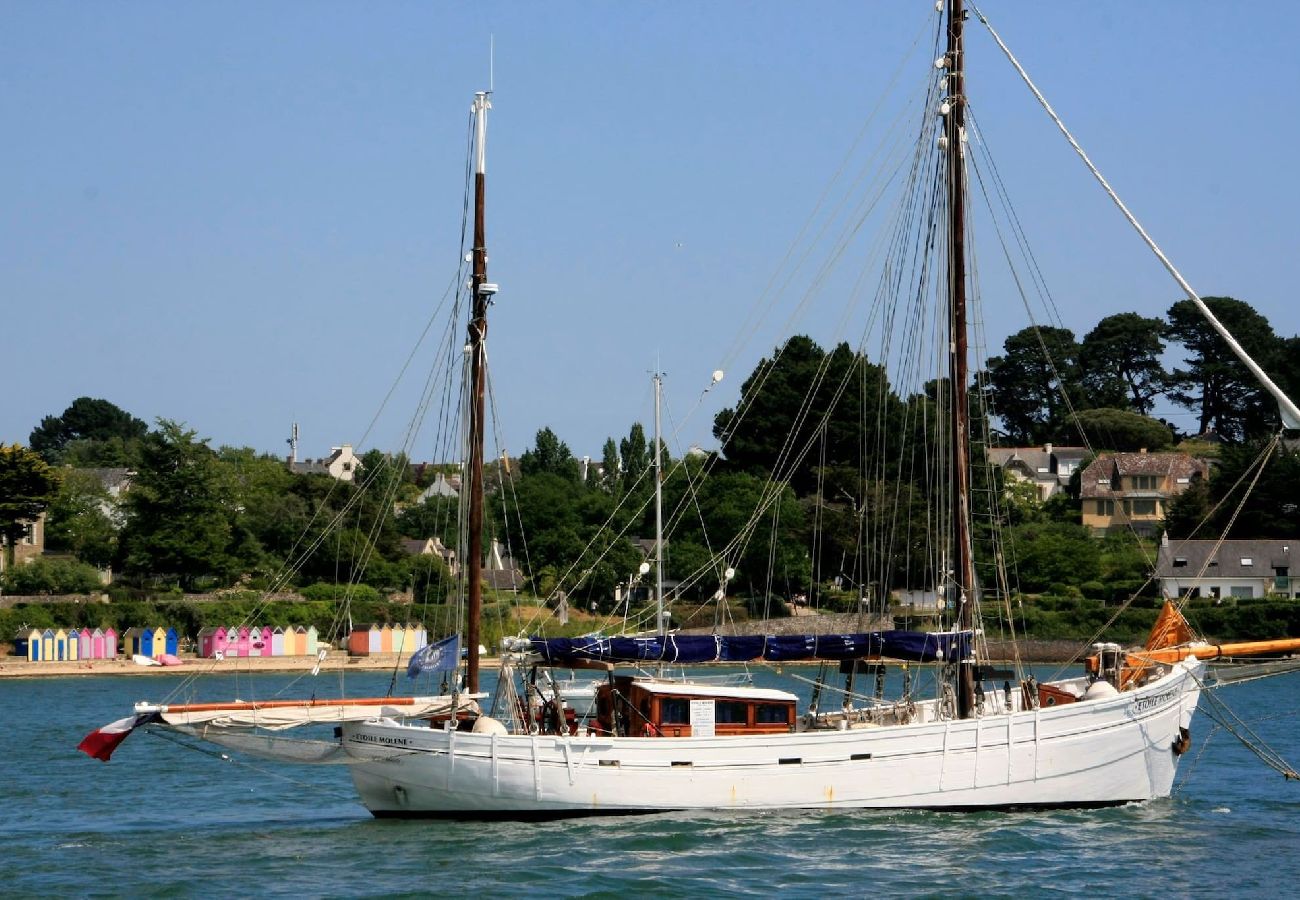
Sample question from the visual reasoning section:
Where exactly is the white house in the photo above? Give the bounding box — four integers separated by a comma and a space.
1155, 536, 1298, 601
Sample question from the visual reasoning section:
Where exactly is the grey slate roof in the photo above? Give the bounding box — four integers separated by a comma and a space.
1155, 539, 1296, 578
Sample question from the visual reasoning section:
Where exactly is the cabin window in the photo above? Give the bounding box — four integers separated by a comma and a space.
1176, 476, 1191, 484
1173, 557, 1187, 568
659, 698, 689, 725
1240, 557, 1253, 567
715, 701, 748, 724
756, 703, 790, 724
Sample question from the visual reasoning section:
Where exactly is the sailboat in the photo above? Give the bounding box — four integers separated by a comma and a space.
82, 3, 1300, 815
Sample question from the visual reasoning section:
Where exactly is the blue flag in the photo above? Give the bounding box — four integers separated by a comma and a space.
407, 634, 459, 680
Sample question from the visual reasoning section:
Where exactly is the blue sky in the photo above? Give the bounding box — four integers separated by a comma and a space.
4, 2, 1297, 462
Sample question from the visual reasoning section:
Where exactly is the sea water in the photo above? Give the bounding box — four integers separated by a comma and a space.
2, 665, 1298, 898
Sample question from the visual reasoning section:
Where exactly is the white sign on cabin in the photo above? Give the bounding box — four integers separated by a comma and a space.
689, 699, 715, 737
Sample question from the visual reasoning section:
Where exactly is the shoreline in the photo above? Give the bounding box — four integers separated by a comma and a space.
0, 641, 1081, 679
0, 652, 505, 679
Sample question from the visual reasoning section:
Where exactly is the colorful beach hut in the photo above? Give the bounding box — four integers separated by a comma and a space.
283, 626, 301, 656
25, 627, 42, 661
78, 628, 94, 659
91, 628, 107, 659
300, 625, 318, 656
347, 624, 383, 657
103, 627, 119, 659
52, 629, 76, 661
380, 624, 394, 654
123, 627, 148, 658
150, 627, 168, 659
270, 627, 285, 657
259, 626, 274, 656
41, 629, 55, 661
229, 625, 252, 658
198, 626, 228, 658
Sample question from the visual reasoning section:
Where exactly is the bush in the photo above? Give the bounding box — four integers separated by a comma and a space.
0, 558, 103, 595
299, 582, 382, 604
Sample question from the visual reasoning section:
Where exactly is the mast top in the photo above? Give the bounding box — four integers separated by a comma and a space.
473, 91, 491, 176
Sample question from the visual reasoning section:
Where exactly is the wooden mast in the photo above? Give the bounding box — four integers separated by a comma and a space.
945, 0, 978, 718
466, 90, 492, 694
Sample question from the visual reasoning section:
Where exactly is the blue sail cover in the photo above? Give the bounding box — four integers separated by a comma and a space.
528, 631, 970, 666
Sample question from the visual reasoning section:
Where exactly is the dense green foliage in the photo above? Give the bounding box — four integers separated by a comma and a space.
10, 293, 1297, 652
0, 444, 60, 569
29, 397, 148, 466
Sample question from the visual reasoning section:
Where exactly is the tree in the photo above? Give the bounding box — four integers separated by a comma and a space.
712, 336, 903, 493
599, 437, 621, 493
519, 427, 579, 481
1005, 522, 1101, 593
619, 423, 650, 493
118, 421, 234, 589
1165, 297, 1282, 440
1164, 442, 1300, 540
0, 444, 60, 570
1056, 408, 1173, 452
28, 397, 147, 465
985, 326, 1082, 445
1078, 313, 1167, 414
43, 469, 119, 569
0, 557, 103, 595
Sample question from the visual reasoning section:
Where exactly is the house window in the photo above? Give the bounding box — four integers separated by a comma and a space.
1176, 477, 1191, 485
1131, 475, 1158, 490
1240, 557, 1253, 567
1095, 500, 1115, 516
1230, 586, 1254, 599
1173, 557, 1187, 568
1125, 499, 1157, 516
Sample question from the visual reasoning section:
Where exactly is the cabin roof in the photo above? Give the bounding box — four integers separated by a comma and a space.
630, 680, 798, 703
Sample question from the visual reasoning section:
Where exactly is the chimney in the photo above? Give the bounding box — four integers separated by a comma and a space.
1044, 442, 1053, 456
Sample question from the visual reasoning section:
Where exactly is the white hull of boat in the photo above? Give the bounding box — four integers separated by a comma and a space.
342, 660, 1204, 816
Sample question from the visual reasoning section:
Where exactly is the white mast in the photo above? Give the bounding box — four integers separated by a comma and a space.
653, 371, 666, 637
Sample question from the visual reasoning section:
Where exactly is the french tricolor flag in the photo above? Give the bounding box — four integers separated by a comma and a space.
77, 712, 162, 762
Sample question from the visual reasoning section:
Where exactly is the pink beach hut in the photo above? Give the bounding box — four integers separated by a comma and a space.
103, 627, 119, 659
90, 628, 107, 659
198, 626, 227, 658
259, 626, 274, 655
78, 628, 94, 659
229, 625, 252, 658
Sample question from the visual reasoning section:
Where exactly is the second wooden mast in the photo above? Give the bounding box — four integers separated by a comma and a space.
466, 90, 495, 694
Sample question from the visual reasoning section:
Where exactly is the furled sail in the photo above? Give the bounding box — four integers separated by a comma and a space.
137, 695, 482, 731
527, 631, 970, 666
